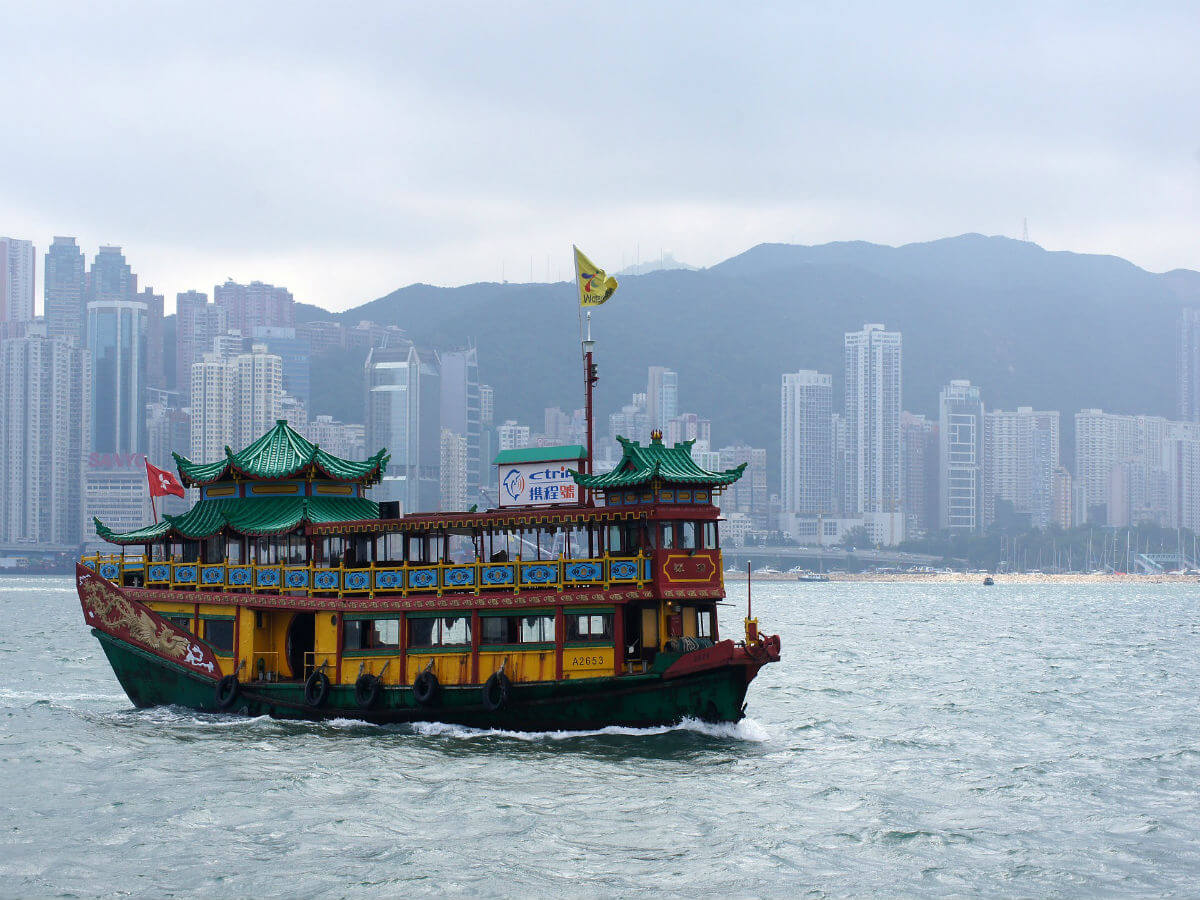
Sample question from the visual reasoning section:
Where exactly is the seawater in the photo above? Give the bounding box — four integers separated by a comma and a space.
2, 576, 1200, 897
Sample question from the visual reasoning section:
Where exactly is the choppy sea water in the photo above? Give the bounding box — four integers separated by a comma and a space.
2, 576, 1200, 897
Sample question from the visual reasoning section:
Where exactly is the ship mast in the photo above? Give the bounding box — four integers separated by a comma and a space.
582, 311, 597, 503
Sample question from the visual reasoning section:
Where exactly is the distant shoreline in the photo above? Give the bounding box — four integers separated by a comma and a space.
728, 572, 1200, 585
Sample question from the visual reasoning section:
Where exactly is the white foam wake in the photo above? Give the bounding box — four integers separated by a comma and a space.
410, 716, 770, 743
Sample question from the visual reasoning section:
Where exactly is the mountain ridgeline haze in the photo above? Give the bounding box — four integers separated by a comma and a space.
307, 235, 1200, 474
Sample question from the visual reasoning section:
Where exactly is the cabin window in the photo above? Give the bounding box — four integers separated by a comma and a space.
697, 608, 713, 639
202, 618, 234, 653
344, 618, 400, 651
659, 523, 675, 549
703, 522, 718, 549
521, 615, 555, 643
480, 615, 555, 645
166, 615, 192, 633
567, 613, 613, 642
408, 616, 471, 648
680, 522, 697, 550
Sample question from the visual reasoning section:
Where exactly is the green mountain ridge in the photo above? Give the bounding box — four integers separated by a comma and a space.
309, 234, 1199, 485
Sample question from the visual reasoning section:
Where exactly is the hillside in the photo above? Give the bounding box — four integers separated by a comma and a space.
313, 235, 1200, 481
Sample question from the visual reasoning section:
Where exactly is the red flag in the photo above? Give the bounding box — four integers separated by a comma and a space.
146, 460, 185, 498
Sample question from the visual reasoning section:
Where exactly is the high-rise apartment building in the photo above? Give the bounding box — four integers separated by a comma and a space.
1166, 422, 1200, 532
1074, 409, 1172, 525
440, 348, 482, 503
718, 444, 768, 530
87, 299, 148, 454
1179, 308, 1200, 422
938, 379, 984, 531
214, 279, 294, 334
845, 324, 903, 543
646, 366, 678, 431
139, 287, 166, 390
497, 420, 532, 451
0, 237, 36, 325
251, 325, 312, 407
440, 428, 469, 512
665, 412, 711, 448
609, 393, 650, 446
0, 330, 89, 547
189, 344, 283, 464
901, 412, 939, 536
175, 290, 226, 399
44, 237, 86, 346
983, 407, 1060, 529
780, 370, 833, 516
365, 345, 441, 514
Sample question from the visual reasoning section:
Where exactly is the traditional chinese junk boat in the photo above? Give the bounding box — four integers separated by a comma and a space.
76, 269, 780, 730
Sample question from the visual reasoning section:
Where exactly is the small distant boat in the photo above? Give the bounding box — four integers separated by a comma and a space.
983, 575, 995, 586
797, 573, 830, 582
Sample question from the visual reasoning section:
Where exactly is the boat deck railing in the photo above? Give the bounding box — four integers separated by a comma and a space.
78, 553, 654, 599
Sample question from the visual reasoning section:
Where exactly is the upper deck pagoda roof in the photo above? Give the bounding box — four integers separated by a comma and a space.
95, 496, 380, 545
173, 419, 389, 487
572, 434, 746, 490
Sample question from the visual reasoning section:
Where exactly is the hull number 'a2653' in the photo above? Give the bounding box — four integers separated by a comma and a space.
572, 655, 605, 667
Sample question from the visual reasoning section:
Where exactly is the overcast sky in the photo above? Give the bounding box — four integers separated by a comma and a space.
3, 2, 1198, 313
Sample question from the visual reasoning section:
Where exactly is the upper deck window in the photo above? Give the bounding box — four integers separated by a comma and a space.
408, 615, 471, 648
566, 613, 613, 642
202, 618, 234, 653
480, 615, 555, 645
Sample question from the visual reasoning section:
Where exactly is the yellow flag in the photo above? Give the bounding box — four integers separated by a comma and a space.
574, 246, 618, 306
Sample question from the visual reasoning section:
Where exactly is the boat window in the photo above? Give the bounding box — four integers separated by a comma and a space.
203, 618, 234, 653
344, 618, 400, 651
566, 613, 613, 641
605, 524, 623, 554
166, 615, 192, 633
407, 616, 471, 647
696, 608, 713, 639
521, 615, 555, 643
659, 523, 675, 549
680, 522, 697, 550
703, 521, 718, 549
481, 616, 519, 645
225, 539, 243, 564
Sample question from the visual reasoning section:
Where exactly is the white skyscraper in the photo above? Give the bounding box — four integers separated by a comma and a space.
1075, 409, 1174, 526
0, 237, 36, 324
844, 324, 903, 544
189, 344, 283, 463
781, 370, 833, 515
647, 366, 678, 431
939, 380, 984, 531
0, 330, 89, 546
983, 407, 1060, 528
1179, 308, 1200, 422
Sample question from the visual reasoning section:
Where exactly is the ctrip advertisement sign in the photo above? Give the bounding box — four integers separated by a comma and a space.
499, 461, 581, 507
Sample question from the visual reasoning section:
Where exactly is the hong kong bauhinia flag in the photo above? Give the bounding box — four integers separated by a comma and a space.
146, 460, 185, 498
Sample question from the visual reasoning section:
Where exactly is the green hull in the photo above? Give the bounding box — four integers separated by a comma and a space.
95, 630, 757, 730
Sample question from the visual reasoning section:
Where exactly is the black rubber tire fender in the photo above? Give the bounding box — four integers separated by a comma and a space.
412, 670, 440, 707
355, 673, 382, 709
304, 670, 331, 708
481, 671, 511, 712
215, 674, 239, 710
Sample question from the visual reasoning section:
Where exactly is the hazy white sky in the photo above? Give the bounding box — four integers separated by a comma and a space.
3, 1, 1198, 313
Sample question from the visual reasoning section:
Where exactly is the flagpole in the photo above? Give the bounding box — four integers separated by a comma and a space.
582, 312, 596, 501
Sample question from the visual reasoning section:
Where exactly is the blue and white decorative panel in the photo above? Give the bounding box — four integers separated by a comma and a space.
374, 569, 404, 590
174, 565, 198, 584
520, 563, 558, 586
443, 566, 476, 588
564, 561, 602, 583
343, 570, 370, 591
284, 568, 310, 589
314, 570, 339, 590
201, 566, 225, 585
481, 565, 515, 587
609, 560, 638, 581
408, 567, 438, 590
255, 568, 280, 588
98, 563, 120, 580
147, 564, 170, 582
228, 566, 252, 586
643, 558, 653, 580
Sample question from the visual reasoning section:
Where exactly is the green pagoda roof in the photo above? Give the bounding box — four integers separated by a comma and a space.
572, 435, 746, 490
95, 496, 380, 545
172, 419, 389, 487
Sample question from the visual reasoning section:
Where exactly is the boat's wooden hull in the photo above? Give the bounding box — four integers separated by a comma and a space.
93, 629, 761, 730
